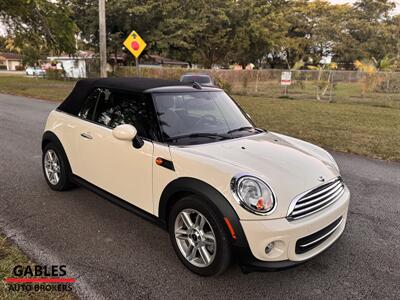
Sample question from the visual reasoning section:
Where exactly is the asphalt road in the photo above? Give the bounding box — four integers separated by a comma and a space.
1, 93, 399, 299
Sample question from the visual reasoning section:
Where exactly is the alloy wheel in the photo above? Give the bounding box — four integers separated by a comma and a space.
174, 208, 217, 268
44, 149, 61, 185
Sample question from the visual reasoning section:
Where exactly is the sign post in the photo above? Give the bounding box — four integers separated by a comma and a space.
123, 30, 147, 77
280, 71, 292, 96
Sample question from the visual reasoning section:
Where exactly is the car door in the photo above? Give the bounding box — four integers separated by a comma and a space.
75, 88, 155, 213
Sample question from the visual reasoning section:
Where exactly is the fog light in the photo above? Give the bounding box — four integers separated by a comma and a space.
265, 242, 274, 254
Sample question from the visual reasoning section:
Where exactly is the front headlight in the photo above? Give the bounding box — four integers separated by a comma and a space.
231, 175, 276, 215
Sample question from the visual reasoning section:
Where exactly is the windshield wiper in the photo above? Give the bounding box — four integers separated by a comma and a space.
227, 126, 265, 134
166, 132, 228, 142
227, 126, 255, 134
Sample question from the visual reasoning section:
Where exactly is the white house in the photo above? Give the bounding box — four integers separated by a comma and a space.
47, 50, 96, 78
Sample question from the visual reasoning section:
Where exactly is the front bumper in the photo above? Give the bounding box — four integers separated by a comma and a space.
238, 186, 350, 269
234, 246, 304, 273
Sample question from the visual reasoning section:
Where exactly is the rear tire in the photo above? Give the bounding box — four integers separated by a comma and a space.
42, 142, 73, 191
168, 195, 232, 276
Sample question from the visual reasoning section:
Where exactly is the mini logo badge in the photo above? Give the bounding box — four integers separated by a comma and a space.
318, 176, 325, 182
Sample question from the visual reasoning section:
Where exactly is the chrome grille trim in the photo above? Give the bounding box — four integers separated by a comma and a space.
297, 180, 342, 203
287, 177, 345, 221
295, 183, 343, 209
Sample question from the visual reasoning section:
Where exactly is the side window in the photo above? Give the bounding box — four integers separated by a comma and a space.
94, 89, 157, 139
78, 88, 103, 120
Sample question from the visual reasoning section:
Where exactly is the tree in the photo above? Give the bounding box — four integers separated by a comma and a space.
0, 36, 8, 52
228, 0, 287, 69
68, 0, 235, 68
273, 1, 352, 68
0, 0, 77, 56
334, 0, 397, 65
65, 0, 400, 70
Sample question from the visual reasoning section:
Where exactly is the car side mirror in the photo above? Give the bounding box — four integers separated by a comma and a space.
112, 124, 144, 149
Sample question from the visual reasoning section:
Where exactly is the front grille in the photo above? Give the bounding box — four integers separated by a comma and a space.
287, 177, 345, 221
295, 217, 342, 254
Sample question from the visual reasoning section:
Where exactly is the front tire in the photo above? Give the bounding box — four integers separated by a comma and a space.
42, 143, 73, 191
168, 195, 232, 276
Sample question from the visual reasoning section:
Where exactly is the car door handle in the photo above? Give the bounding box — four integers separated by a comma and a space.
80, 132, 93, 140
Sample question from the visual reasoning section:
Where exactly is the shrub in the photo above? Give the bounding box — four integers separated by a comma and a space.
214, 76, 232, 93
46, 69, 64, 80
15, 65, 25, 71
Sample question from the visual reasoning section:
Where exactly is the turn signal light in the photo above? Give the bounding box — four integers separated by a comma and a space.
223, 217, 237, 240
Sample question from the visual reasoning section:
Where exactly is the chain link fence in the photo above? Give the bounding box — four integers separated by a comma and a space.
111, 66, 400, 109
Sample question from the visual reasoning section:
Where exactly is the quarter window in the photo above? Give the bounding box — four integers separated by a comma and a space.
78, 88, 102, 120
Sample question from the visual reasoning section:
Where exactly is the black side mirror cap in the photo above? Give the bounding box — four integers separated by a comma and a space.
132, 136, 144, 149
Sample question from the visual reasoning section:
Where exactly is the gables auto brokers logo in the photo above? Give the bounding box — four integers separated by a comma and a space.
4, 265, 76, 293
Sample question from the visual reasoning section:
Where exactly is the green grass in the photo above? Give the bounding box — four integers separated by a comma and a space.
236, 96, 400, 161
0, 235, 75, 300
0, 76, 74, 101
231, 80, 400, 109
0, 76, 399, 161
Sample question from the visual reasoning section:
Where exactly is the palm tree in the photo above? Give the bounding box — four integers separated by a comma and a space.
308, 62, 338, 101
354, 56, 395, 97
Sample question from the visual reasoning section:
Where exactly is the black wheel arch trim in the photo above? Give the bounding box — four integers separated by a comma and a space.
42, 131, 63, 150
158, 177, 249, 247
42, 131, 72, 174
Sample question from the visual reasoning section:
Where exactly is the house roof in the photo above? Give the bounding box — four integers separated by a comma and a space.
0, 52, 22, 60
57, 77, 220, 116
47, 50, 96, 60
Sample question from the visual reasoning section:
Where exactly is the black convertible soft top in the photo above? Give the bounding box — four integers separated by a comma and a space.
57, 77, 191, 115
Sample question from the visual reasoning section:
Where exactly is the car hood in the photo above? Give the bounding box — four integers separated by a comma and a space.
171, 132, 340, 219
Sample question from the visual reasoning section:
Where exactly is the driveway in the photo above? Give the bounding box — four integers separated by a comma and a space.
0, 93, 399, 299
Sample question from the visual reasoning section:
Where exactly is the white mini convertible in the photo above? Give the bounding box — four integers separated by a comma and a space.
42, 77, 350, 276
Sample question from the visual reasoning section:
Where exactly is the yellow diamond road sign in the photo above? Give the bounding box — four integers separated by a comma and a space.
123, 30, 147, 58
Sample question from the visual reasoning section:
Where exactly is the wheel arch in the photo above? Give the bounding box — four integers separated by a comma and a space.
42, 131, 72, 175
42, 131, 61, 150
158, 177, 249, 247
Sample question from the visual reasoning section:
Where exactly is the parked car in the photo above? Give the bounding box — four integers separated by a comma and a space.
42, 78, 350, 276
26, 66, 46, 76
180, 73, 214, 86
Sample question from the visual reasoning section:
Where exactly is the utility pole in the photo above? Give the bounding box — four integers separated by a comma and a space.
99, 0, 107, 77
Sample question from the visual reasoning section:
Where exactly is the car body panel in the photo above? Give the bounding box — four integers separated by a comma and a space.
169, 131, 340, 220
241, 186, 349, 261
152, 142, 178, 215
45, 110, 154, 213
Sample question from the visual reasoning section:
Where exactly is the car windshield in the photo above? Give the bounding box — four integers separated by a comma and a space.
153, 91, 262, 145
